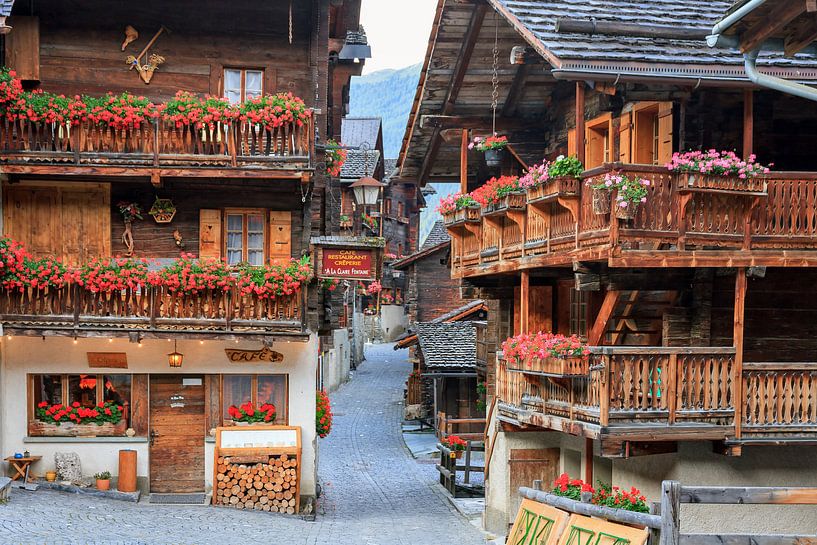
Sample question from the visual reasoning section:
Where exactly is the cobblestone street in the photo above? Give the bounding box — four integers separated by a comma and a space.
0, 343, 485, 545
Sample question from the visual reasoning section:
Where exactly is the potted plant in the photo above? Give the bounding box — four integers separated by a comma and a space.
667, 150, 770, 194
95, 471, 111, 491
469, 134, 508, 167
472, 176, 523, 214
361, 213, 378, 232
437, 192, 480, 225
521, 155, 584, 202
316, 390, 333, 438
553, 473, 650, 514
339, 214, 352, 229
442, 435, 468, 459
45, 470, 57, 482
148, 197, 176, 224
227, 402, 277, 425
325, 139, 348, 177
612, 174, 650, 220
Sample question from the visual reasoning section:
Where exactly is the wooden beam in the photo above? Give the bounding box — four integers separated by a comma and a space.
0, 164, 308, 180
743, 90, 753, 161
576, 82, 586, 164
501, 64, 530, 118
740, 0, 811, 53
785, 14, 817, 56
679, 486, 817, 505
733, 268, 747, 439
419, 115, 530, 130
460, 129, 469, 194
588, 290, 620, 346
555, 18, 710, 41
583, 438, 594, 483
520, 271, 530, 334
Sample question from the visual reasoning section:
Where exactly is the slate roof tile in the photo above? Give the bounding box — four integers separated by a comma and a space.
416, 322, 477, 370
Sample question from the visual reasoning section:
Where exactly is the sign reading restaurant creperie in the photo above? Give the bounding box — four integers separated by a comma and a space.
320, 248, 374, 279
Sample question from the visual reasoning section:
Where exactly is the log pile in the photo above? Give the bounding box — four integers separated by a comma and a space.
214, 454, 299, 514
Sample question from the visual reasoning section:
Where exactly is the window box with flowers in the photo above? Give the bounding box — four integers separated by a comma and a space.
668, 150, 770, 195
437, 193, 480, 227
587, 172, 650, 220
227, 402, 277, 426
552, 473, 650, 514
522, 156, 584, 204
469, 134, 508, 167
501, 332, 591, 377
472, 176, 524, 216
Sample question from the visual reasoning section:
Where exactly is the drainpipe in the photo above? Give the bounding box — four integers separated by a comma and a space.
744, 49, 817, 102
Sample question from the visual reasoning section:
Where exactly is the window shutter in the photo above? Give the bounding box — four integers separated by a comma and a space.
5, 17, 40, 81
619, 112, 632, 164
567, 129, 576, 156
199, 209, 222, 260
657, 102, 674, 165
269, 211, 292, 266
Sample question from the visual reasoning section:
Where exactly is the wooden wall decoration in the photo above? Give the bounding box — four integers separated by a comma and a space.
508, 498, 570, 545
125, 26, 168, 84
121, 25, 139, 51
224, 347, 284, 363
149, 197, 177, 223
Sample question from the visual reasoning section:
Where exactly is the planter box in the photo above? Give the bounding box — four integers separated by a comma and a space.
592, 188, 612, 215
483, 192, 526, 217
508, 356, 590, 376
444, 206, 481, 226
526, 176, 580, 202
674, 172, 767, 194
29, 419, 128, 437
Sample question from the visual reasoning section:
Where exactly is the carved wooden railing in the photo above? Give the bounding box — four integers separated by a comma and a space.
0, 283, 304, 333
448, 164, 817, 277
0, 116, 314, 168
742, 362, 817, 435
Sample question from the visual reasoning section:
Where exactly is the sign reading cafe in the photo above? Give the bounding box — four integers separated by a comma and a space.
320, 248, 374, 280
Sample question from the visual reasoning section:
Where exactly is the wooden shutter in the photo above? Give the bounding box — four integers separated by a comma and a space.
199, 209, 222, 260
5, 17, 40, 81
567, 128, 577, 156
60, 184, 110, 264
657, 102, 674, 165
268, 211, 292, 266
618, 111, 632, 164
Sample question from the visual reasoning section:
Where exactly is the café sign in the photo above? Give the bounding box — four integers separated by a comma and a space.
320, 248, 375, 280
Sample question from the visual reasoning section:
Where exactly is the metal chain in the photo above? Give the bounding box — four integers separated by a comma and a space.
289, 0, 294, 45
491, 12, 499, 136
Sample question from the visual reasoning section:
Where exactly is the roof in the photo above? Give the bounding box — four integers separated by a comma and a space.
340, 149, 381, 181
391, 237, 449, 270
493, 0, 817, 70
341, 117, 382, 149
1, 0, 13, 17
713, 1, 817, 57
383, 158, 398, 183
416, 322, 477, 371
421, 221, 450, 250
394, 299, 487, 349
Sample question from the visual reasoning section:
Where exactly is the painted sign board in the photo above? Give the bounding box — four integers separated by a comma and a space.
319, 248, 375, 279
224, 347, 284, 363
87, 352, 128, 369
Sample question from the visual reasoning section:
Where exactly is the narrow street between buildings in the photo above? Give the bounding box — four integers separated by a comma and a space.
0, 343, 485, 545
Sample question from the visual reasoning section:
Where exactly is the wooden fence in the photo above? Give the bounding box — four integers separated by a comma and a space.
519, 480, 817, 545
437, 441, 484, 498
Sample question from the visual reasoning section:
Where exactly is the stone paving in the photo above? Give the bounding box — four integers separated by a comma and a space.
0, 343, 486, 545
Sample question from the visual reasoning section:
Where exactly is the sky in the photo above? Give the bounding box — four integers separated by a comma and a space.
359, 0, 438, 74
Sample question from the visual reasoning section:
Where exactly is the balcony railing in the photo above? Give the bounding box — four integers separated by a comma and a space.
448, 165, 817, 276
0, 283, 304, 335
497, 347, 817, 442
0, 116, 314, 170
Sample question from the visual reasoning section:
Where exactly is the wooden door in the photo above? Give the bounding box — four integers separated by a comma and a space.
149, 375, 205, 493
509, 448, 559, 520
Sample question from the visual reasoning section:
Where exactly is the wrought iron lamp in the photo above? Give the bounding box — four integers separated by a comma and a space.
168, 340, 183, 368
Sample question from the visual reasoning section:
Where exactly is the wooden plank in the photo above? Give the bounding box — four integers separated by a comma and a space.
5, 17, 40, 81
679, 486, 817, 505
268, 211, 292, 266
460, 129, 468, 194
733, 269, 747, 439
130, 374, 149, 436
507, 498, 570, 545
681, 535, 817, 545
520, 271, 530, 334
199, 209, 222, 260
660, 480, 681, 545
743, 90, 753, 161
740, 1, 810, 53
509, 448, 560, 522
576, 83, 586, 164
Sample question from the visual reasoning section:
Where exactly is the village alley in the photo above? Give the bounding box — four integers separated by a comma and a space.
0, 343, 485, 545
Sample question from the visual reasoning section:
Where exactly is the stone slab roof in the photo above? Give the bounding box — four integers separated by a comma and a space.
341, 117, 382, 149
421, 221, 450, 251
340, 149, 381, 181
394, 299, 487, 349
416, 322, 477, 370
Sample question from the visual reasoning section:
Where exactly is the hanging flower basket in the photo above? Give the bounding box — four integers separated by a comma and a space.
443, 206, 481, 226
615, 203, 638, 221
592, 188, 611, 215
149, 197, 177, 224
484, 148, 505, 167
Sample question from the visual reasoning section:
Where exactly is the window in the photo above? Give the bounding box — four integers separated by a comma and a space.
585, 114, 613, 169
397, 202, 405, 219
569, 289, 589, 339
384, 199, 392, 216
31, 374, 132, 434
225, 209, 265, 266
632, 102, 673, 166
223, 375, 288, 424
224, 68, 264, 104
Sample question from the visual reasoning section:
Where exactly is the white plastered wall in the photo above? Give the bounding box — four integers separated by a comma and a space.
1, 335, 318, 496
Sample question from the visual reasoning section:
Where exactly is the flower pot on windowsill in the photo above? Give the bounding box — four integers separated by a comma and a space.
674, 172, 767, 194
592, 188, 611, 215
484, 148, 505, 167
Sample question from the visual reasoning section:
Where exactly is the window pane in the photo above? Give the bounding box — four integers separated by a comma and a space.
227, 214, 243, 231
246, 70, 263, 99
227, 250, 243, 266
247, 214, 263, 232
247, 250, 263, 266
34, 375, 62, 406
223, 375, 252, 420
225, 90, 241, 105
103, 375, 131, 407
257, 375, 287, 423
69, 375, 98, 408
224, 69, 242, 104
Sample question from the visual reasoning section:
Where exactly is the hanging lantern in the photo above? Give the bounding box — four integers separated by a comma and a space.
168, 340, 183, 368
351, 176, 384, 207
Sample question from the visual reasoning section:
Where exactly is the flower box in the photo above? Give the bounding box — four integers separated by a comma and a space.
526, 176, 581, 203
592, 188, 612, 215
508, 356, 590, 377
674, 172, 767, 194
29, 419, 128, 437
483, 191, 526, 216
443, 206, 481, 226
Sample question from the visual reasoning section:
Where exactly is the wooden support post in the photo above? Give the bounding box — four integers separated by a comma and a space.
743, 90, 753, 161
667, 353, 678, 424
520, 271, 530, 334
659, 480, 681, 545
460, 129, 469, 194
583, 438, 594, 483
733, 268, 747, 439
576, 82, 586, 165
589, 290, 620, 346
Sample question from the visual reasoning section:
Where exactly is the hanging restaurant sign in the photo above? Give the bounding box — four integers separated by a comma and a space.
319, 248, 375, 280
87, 352, 129, 369
224, 347, 284, 363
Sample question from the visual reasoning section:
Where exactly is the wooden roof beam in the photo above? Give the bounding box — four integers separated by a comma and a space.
502, 63, 530, 117
740, 0, 815, 53
785, 14, 817, 56
420, 115, 531, 130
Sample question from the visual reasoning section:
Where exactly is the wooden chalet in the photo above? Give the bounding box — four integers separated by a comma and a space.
0, 0, 364, 505
398, 0, 817, 533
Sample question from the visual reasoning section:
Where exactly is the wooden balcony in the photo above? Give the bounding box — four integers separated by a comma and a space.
449, 164, 817, 277
0, 283, 305, 340
496, 347, 817, 450
0, 117, 314, 180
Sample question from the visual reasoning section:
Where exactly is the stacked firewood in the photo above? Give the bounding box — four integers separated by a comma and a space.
214, 454, 298, 514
